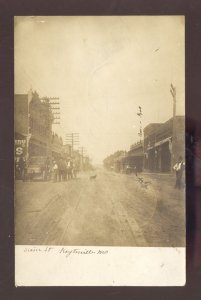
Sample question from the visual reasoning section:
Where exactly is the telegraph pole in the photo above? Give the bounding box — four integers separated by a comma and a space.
79, 146, 87, 170
41, 96, 60, 159
170, 83, 176, 119
137, 106, 143, 144
41, 96, 60, 125
170, 83, 176, 169
137, 106, 144, 170
65, 133, 79, 157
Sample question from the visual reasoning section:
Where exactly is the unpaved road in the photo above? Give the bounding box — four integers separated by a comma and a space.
15, 169, 185, 246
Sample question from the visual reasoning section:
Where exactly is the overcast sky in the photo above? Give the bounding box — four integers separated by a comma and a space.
15, 16, 184, 164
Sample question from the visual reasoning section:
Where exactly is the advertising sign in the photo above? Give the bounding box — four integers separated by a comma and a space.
15, 139, 26, 157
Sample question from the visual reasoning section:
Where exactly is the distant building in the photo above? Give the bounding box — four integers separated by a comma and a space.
62, 144, 72, 159
103, 150, 126, 172
127, 142, 144, 172
114, 152, 127, 173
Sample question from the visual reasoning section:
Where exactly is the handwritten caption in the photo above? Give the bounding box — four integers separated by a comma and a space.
24, 247, 108, 258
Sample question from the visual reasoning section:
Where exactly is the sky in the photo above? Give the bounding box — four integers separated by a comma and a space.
15, 16, 185, 164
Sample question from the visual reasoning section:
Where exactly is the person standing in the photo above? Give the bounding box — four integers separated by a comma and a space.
22, 158, 28, 181
44, 157, 51, 181
67, 159, 73, 180
133, 165, 138, 176
63, 159, 67, 181
58, 158, 62, 182
52, 161, 58, 182
18, 156, 25, 180
173, 156, 185, 189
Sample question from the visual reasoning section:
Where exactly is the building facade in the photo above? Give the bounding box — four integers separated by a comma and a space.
127, 142, 144, 172
14, 94, 29, 159
51, 133, 63, 159
62, 144, 72, 159
103, 116, 184, 174
28, 91, 53, 157
143, 116, 185, 172
15, 91, 63, 161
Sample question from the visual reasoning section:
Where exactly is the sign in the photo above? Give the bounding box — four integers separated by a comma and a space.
15, 139, 26, 157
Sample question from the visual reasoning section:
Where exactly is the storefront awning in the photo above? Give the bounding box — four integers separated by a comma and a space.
148, 136, 172, 150
155, 136, 172, 147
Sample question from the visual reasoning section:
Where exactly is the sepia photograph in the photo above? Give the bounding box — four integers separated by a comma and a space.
14, 16, 185, 285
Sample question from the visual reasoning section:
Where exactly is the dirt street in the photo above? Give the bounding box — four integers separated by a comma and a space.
15, 169, 185, 247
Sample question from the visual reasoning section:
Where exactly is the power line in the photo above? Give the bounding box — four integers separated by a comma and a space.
41, 96, 61, 125
78, 146, 88, 171
65, 133, 80, 153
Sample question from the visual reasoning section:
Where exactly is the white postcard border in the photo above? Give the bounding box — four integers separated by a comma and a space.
15, 245, 185, 286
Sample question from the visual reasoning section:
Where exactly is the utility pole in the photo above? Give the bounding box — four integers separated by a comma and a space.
65, 133, 79, 157
170, 83, 176, 119
41, 97, 60, 125
79, 146, 87, 170
137, 106, 143, 143
137, 105, 144, 170
170, 83, 176, 169
26, 88, 33, 161
41, 96, 60, 159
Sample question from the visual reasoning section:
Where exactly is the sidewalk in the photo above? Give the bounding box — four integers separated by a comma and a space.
141, 172, 175, 185
137, 172, 185, 247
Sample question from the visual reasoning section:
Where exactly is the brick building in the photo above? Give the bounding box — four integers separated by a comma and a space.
29, 91, 53, 157
143, 116, 185, 172
15, 91, 63, 160
51, 133, 63, 159
14, 94, 29, 159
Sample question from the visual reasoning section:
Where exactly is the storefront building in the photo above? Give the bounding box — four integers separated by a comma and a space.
14, 94, 29, 160
15, 91, 63, 161
127, 142, 144, 172
143, 116, 184, 172
51, 133, 63, 159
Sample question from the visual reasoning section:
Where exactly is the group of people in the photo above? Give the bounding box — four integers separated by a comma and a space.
15, 156, 79, 182
52, 158, 79, 182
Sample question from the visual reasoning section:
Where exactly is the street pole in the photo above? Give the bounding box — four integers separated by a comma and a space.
137, 106, 143, 144
170, 83, 176, 170
137, 106, 144, 170
170, 83, 176, 119
79, 147, 87, 171
41, 96, 60, 160
26, 88, 33, 162
65, 133, 79, 158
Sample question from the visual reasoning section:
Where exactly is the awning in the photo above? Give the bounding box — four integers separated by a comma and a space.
128, 153, 144, 158
147, 136, 172, 150
155, 136, 172, 147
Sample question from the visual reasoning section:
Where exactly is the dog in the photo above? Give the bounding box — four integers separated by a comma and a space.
137, 177, 151, 189
137, 177, 144, 183
90, 175, 97, 180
